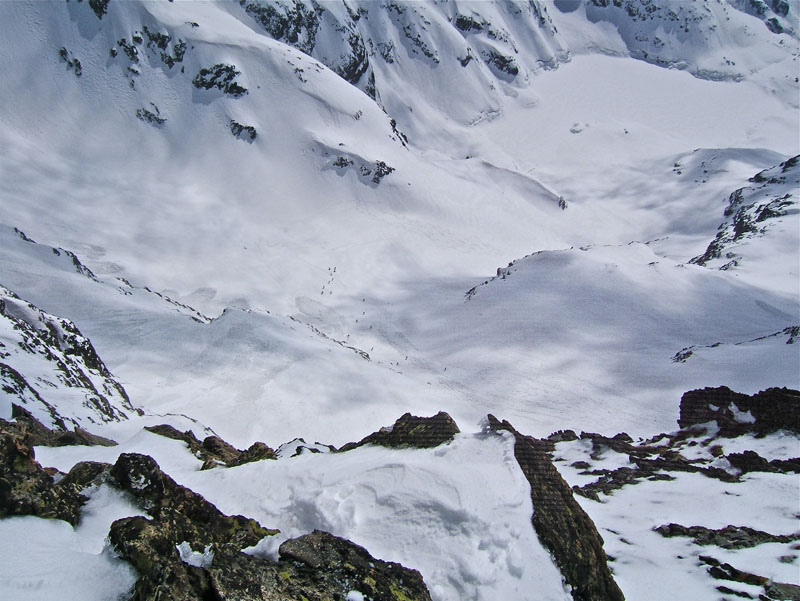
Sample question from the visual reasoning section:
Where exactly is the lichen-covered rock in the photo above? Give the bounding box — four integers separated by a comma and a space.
273, 530, 432, 601
108, 452, 280, 599
486, 415, 625, 601
678, 386, 800, 435
338, 411, 460, 452
0, 430, 89, 524
108, 515, 218, 601
108, 453, 431, 601
110, 453, 274, 544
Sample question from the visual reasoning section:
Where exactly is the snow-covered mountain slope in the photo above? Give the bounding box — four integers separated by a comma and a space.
561, 0, 798, 96
690, 155, 799, 292
0, 1, 798, 600
0, 0, 796, 320
0, 224, 475, 447
0, 281, 139, 431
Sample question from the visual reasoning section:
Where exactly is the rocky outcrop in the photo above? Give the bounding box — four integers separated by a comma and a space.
726, 450, 800, 475
655, 523, 800, 549
571, 429, 740, 500
0, 405, 118, 523
108, 452, 279, 600
0, 414, 434, 601
7, 404, 117, 447
699, 555, 800, 600
555, 389, 799, 500
275, 530, 432, 601
690, 156, 799, 270
107, 452, 432, 601
487, 415, 625, 601
338, 411, 460, 452
0, 429, 91, 524
678, 386, 800, 435
144, 423, 276, 468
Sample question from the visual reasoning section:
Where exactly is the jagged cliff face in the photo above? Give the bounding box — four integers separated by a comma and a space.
0, 283, 138, 430
228, 0, 568, 126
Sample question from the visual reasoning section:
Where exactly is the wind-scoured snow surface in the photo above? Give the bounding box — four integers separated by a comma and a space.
0, 0, 798, 599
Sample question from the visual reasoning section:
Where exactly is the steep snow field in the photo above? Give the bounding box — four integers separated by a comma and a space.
0, 0, 798, 599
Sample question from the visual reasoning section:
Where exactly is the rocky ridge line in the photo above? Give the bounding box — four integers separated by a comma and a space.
487, 414, 626, 601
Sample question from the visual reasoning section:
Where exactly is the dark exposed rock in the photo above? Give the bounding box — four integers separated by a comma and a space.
112, 513, 434, 601
726, 450, 800, 474
454, 14, 485, 32
229, 441, 275, 466
371, 160, 395, 184
717, 585, 754, 599
4, 403, 117, 448
136, 105, 166, 126
697, 555, 800, 599
487, 415, 625, 601
240, 0, 374, 96
700, 555, 768, 586
764, 581, 800, 600
58, 46, 82, 77
0, 407, 113, 520
192, 63, 248, 97
108, 453, 431, 601
580, 431, 636, 459
230, 119, 257, 141
6, 403, 65, 446
483, 50, 519, 76
88, 0, 110, 20
574, 453, 738, 499
108, 514, 223, 601
728, 449, 773, 473
338, 411, 460, 452
275, 530, 432, 601
145, 424, 275, 468
691, 157, 798, 268
54, 427, 118, 447
201, 435, 241, 465
563, 387, 799, 501
0, 430, 89, 525
144, 423, 202, 447
570, 430, 739, 501
574, 467, 643, 501
110, 453, 272, 547
655, 523, 800, 549
547, 429, 579, 443
61, 460, 110, 489
679, 386, 800, 435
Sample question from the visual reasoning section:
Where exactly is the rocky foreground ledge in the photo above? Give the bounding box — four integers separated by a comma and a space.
0, 410, 432, 600
1, 386, 798, 601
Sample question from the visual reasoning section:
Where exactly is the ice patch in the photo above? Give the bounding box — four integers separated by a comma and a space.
176, 541, 214, 569
731, 404, 756, 424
